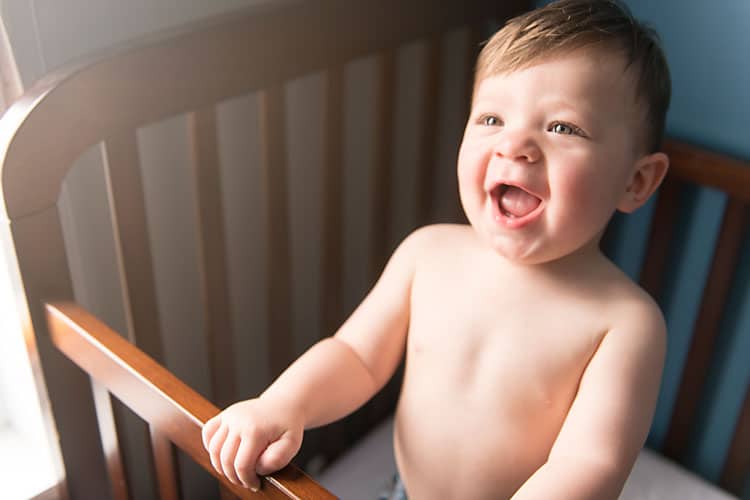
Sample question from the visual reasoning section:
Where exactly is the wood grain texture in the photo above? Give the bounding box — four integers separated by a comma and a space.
45, 301, 337, 500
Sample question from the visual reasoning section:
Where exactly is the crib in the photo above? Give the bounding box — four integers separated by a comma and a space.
0, 0, 748, 498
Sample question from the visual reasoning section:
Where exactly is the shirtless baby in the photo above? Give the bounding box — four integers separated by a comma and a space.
202, 0, 672, 498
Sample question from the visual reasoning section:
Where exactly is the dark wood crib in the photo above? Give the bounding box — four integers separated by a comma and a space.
0, 0, 747, 498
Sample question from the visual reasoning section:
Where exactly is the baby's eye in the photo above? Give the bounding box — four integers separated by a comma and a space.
549, 122, 584, 136
479, 115, 501, 127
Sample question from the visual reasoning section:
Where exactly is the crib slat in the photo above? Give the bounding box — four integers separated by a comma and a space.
189, 106, 237, 407
415, 36, 442, 226
321, 65, 345, 339
92, 382, 130, 500
259, 86, 294, 378
150, 428, 180, 500
103, 133, 166, 362
663, 199, 748, 462
103, 133, 170, 499
638, 175, 683, 299
721, 383, 750, 494
370, 50, 396, 282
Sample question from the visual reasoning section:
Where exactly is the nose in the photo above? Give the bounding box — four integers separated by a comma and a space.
493, 129, 541, 163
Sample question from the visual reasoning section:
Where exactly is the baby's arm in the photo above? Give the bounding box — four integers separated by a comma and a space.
201, 227, 425, 491
511, 300, 666, 500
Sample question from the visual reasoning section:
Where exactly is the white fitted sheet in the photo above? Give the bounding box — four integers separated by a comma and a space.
317, 416, 737, 500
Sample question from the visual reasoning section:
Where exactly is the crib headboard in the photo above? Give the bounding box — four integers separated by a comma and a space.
0, 0, 530, 498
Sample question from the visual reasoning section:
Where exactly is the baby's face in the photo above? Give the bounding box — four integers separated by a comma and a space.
458, 49, 644, 265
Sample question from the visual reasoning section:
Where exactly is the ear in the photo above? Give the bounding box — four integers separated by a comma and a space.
617, 152, 669, 213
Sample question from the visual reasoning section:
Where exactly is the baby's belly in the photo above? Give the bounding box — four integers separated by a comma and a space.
394, 352, 581, 499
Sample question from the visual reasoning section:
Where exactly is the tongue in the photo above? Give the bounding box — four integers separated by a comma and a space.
499, 186, 541, 218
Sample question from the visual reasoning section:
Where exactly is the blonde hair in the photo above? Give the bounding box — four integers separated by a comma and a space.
476, 0, 671, 152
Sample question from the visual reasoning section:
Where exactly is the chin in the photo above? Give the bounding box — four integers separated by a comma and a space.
484, 231, 591, 266
483, 233, 546, 265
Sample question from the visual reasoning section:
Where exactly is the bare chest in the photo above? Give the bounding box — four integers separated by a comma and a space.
405, 261, 605, 413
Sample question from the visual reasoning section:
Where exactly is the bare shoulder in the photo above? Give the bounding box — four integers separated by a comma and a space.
600, 264, 667, 358
404, 223, 473, 245
374, 224, 472, 285
398, 223, 474, 257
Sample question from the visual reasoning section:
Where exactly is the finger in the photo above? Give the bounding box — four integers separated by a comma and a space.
256, 432, 301, 476
235, 436, 263, 491
220, 434, 242, 486
207, 423, 229, 475
202, 415, 221, 450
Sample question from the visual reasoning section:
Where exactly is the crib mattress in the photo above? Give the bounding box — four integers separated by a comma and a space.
317, 417, 737, 500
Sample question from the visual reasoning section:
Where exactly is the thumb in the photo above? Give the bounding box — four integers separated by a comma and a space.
255, 431, 302, 476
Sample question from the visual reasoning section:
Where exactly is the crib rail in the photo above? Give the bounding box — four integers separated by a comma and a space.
44, 301, 337, 500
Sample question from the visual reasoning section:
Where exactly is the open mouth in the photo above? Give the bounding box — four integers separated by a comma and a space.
494, 184, 542, 219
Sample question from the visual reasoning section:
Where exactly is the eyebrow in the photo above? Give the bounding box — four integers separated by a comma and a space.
539, 96, 594, 115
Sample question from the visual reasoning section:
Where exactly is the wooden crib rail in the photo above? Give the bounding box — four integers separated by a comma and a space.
44, 301, 337, 500
664, 139, 750, 202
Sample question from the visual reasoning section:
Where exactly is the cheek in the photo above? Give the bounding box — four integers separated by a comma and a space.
457, 142, 486, 187
553, 164, 602, 205
553, 168, 625, 227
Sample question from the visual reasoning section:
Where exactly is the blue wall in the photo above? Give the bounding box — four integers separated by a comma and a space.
534, 0, 750, 495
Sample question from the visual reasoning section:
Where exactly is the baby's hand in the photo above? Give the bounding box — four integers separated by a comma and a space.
201, 398, 304, 491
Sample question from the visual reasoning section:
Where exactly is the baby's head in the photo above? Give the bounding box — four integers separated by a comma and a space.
475, 0, 670, 154
458, 0, 672, 265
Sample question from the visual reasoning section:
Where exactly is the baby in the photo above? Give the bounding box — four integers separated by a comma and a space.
202, 0, 672, 498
